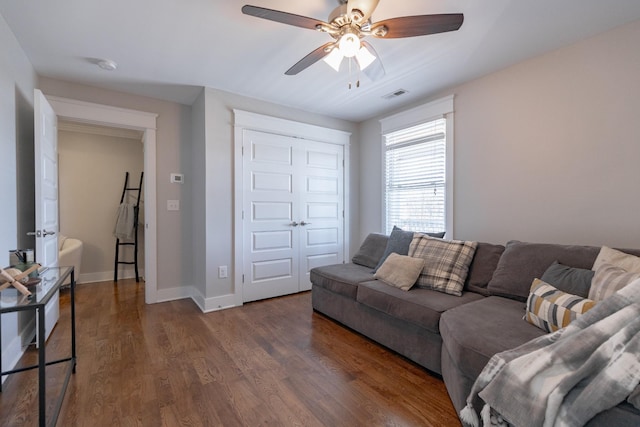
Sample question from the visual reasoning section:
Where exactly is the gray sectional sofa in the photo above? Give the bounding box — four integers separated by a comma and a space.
310, 233, 640, 426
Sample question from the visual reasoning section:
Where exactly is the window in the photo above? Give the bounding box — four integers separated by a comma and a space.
380, 96, 454, 236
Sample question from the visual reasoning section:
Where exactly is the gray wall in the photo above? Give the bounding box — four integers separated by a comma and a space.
195, 88, 359, 305
38, 77, 193, 296
0, 13, 38, 375
359, 19, 640, 249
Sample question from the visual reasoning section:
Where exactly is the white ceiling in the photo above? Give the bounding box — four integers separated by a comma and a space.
2, 0, 640, 122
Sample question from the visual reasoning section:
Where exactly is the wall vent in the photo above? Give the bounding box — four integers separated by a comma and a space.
382, 89, 408, 100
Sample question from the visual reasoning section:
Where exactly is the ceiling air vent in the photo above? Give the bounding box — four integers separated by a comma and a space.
382, 89, 408, 100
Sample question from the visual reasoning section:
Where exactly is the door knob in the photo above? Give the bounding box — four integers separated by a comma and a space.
42, 230, 56, 236
290, 221, 299, 227
300, 221, 312, 226
27, 230, 42, 237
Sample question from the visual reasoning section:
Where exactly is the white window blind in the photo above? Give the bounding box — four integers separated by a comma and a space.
384, 118, 446, 235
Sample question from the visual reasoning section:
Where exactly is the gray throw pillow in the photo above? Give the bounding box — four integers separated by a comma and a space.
374, 226, 414, 272
374, 226, 446, 272
352, 233, 389, 269
540, 261, 594, 299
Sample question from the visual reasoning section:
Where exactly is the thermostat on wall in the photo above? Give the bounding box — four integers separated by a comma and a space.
170, 173, 184, 184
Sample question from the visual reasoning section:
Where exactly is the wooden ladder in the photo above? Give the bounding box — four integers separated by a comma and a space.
114, 171, 143, 282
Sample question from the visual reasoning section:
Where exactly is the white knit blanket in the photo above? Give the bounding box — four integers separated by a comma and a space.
460, 278, 640, 427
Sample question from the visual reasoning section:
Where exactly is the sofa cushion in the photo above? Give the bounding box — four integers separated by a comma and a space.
409, 234, 477, 296
309, 263, 374, 299
356, 280, 484, 334
593, 246, 640, 273
539, 261, 594, 299
440, 296, 545, 380
464, 242, 505, 296
351, 233, 388, 269
524, 278, 596, 332
487, 241, 601, 302
589, 263, 640, 301
374, 253, 424, 291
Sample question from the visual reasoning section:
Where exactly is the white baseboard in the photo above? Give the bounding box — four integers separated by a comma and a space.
156, 285, 192, 302
190, 287, 237, 313
150, 285, 237, 313
79, 269, 145, 284
70, 275, 238, 313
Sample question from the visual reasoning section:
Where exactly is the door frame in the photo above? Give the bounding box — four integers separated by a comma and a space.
46, 95, 159, 304
233, 109, 351, 306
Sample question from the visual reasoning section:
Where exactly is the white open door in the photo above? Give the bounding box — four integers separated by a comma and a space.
34, 89, 59, 342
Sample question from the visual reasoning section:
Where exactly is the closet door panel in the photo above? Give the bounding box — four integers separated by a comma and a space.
243, 131, 299, 302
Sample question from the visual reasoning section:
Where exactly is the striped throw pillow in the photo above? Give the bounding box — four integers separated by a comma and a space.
408, 234, 477, 296
525, 278, 596, 332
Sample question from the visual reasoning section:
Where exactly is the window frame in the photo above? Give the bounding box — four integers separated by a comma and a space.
379, 95, 455, 238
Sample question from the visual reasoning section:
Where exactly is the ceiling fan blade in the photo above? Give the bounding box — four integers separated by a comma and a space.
242, 5, 328, 30
360, 41, 385, 81
347, 0, 380, 23
285, 42, 335, 75
371, 14, 464, 38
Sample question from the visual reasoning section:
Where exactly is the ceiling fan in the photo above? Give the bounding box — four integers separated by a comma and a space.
241, 0, 464, 85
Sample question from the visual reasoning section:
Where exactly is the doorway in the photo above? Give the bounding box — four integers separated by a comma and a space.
47, 95, 159, 304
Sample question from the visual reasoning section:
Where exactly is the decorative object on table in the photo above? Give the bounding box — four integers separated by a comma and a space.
0, 264, 41, 296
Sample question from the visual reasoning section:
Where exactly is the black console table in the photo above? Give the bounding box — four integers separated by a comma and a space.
0, 266, 76, 427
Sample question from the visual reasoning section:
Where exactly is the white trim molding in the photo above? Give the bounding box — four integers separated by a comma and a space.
380, 95, 454, 134
46, 95, 160, 304
379, 95, 456, 238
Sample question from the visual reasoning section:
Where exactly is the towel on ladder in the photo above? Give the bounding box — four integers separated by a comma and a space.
114, 203, 135, 240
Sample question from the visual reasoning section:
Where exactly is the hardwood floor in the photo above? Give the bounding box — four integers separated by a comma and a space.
0, 280, 460, 426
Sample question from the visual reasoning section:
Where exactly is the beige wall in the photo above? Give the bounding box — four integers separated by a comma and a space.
359, 19, 640, 248
58, 129, 144, 282
38, 77, 193, 296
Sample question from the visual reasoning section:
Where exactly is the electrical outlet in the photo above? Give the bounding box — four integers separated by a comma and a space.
167, 200, 180, 211
218, 265, 228, 279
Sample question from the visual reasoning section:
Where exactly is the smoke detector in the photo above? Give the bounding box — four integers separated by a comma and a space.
97, 59, 117, 71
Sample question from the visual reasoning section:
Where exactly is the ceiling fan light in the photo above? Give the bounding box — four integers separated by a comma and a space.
355, 46, 376, 70
323, 47, 344, 72
338, 33, 360, 58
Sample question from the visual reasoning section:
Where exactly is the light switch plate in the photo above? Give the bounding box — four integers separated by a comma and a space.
167, 200, 180, 211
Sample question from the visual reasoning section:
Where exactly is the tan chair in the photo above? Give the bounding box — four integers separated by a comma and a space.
58, 235, 83, 285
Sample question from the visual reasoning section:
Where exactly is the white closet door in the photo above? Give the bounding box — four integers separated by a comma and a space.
242, 130, 344, 302
243, 130, 300, 302
297, 141, 344, 290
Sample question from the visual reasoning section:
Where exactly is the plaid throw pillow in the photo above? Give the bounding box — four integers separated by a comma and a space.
408, 234, 478, 296
525, 278, 596, 332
